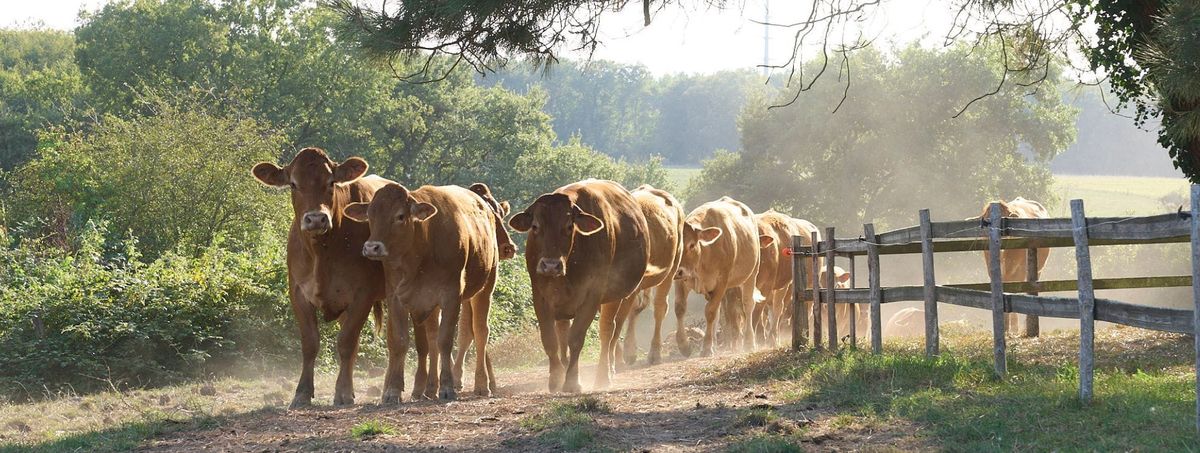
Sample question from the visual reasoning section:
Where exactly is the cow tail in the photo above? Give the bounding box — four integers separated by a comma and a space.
372, 301, 385, 336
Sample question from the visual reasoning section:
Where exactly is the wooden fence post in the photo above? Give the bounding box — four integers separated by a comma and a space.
865, 223, 882, 354
1071, 199, 1095, 405
1025, 247, 1041, 338
987, 202, 1007, 377
825, 227, 838, 352
791, 235, 806, 351
811, 231, 823, 351
849, 254, 858, 350
920, 209, 939, 357
1190, 184, 1200, 433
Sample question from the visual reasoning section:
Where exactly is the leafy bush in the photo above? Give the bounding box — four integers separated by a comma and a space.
0, 222, 296, 399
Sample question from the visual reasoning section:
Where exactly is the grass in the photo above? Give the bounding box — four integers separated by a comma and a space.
519, 395, 611, 450
664, 166, 702, 193
725, 433, 804, 453
726, 326, 1199, 452
350, 419, 394, 439
1050, 174, 1190, 216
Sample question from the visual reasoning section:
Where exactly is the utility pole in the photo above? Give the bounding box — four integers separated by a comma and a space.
762, 0, 770, 77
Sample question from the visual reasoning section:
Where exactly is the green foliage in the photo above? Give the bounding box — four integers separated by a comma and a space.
0, 28, 85, 170
350, 419, 394, 439
488, 256, 535, 338
725, 434, 803, 453
687, 45, 1075, 228
489, 61, 761, 165
6, 92, 289, 256
507, 136, 671, 208
0, 223, 293, 399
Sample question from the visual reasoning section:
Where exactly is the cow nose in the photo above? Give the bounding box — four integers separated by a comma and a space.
536, 258, 565, 277
362, 241, 387, 259
301, 212, 331, 233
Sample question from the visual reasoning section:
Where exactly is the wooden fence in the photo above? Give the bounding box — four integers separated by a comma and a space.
788, 185, 1200, 432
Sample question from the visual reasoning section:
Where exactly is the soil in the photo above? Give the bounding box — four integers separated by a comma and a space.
139, 350, 927, 452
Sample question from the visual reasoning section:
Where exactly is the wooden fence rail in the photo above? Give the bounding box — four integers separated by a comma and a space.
789, 185, 1200, 432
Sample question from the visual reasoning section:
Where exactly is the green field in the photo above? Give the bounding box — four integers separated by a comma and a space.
1050, 174, 1190, 216
666, 167, 1191, 217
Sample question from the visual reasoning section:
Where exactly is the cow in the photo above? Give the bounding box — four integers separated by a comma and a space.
819, 266, 869, 343
752, 211, 819, 347
611, 185, 684, 367
251, 147, 436, 407
343, 183, 501, 400
980, 197, 1051, 337
674, 196, 765, 356
884, 307, 924, 338
509, 179, 650, 392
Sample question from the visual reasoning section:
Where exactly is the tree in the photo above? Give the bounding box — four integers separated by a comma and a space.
6, 92, 290, 256
686, 45, 1075, 230
327, 0, 1200, 181
0, 28, 84, 170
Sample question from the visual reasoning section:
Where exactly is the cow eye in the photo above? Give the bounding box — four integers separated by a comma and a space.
396, 214, 406, 222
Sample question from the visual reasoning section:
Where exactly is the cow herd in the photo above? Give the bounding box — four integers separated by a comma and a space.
252, 147, 1049, 408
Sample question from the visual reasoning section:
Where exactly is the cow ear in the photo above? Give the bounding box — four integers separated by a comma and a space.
573, 212, 604, 236
468, 182, 492, 196
498, 201, 510, 217
411, 202, 437, 222
252, 162, 288, 187
758, 235, 775, 248
333, 157, 369, 184
698, 227, 722, 246
837, 271, 852, 284
509, 212, 532, 233
343, 202, 369, 223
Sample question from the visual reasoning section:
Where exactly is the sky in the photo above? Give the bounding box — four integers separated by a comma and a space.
0, 0, 964, 75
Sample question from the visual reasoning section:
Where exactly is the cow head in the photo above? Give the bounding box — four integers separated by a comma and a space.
342, 183, 436, 260
470, 182, 517, 259
820, 267, 853, 289
980, 200, 1014, 220
509, 193, 603, 277
252, 147, 369, 236
674, 221, 722, 284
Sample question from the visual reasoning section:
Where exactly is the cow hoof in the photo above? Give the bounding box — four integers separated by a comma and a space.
647, 350, 662, 365
678, 344, 693, 358
473, 387, 491, 397
622, 353, 638, 367
333, 395, 354, 406
562, 381, 582, 394
700, 348, 714, 358
439, 388, 457, 401
288, 394, 313, 409
380, 393, 402, 405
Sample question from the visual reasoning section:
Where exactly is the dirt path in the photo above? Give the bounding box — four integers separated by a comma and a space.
138, 350, 922, 452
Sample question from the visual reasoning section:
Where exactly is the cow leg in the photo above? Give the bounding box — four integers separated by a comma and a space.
436, 296, 463, 400
534, 295, 565, 393
740, 282, 758, 352
422, 310, 441, 399
565, 301, 601, 394
289, 292, 319, 409
333, 301, 372, 406
410, 312, 429, 400
674, 281, 692, 357
648, 283, 670, 365
701, 284, 729, 357
556, 320, 571, 366
453, 300, 474, 392
381, 301, 409, 405
485, 351, 498, 394
752, 296, 769, 346
617, 295, 639, 369
594, 301, 621, 389
470, 289, 493, 397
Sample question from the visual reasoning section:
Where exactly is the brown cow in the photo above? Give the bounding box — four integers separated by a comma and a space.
252, 147, 436, 407
980, 197, 1051, 337
675, 196, 765, 356
752, 211, 819, 347
819, 266, 869, 343
344, 183, 501, 400
509, 179, 650, 392
612, 185, 684, 366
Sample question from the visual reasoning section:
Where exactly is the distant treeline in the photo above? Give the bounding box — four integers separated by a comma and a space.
482, 62, 764, 166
